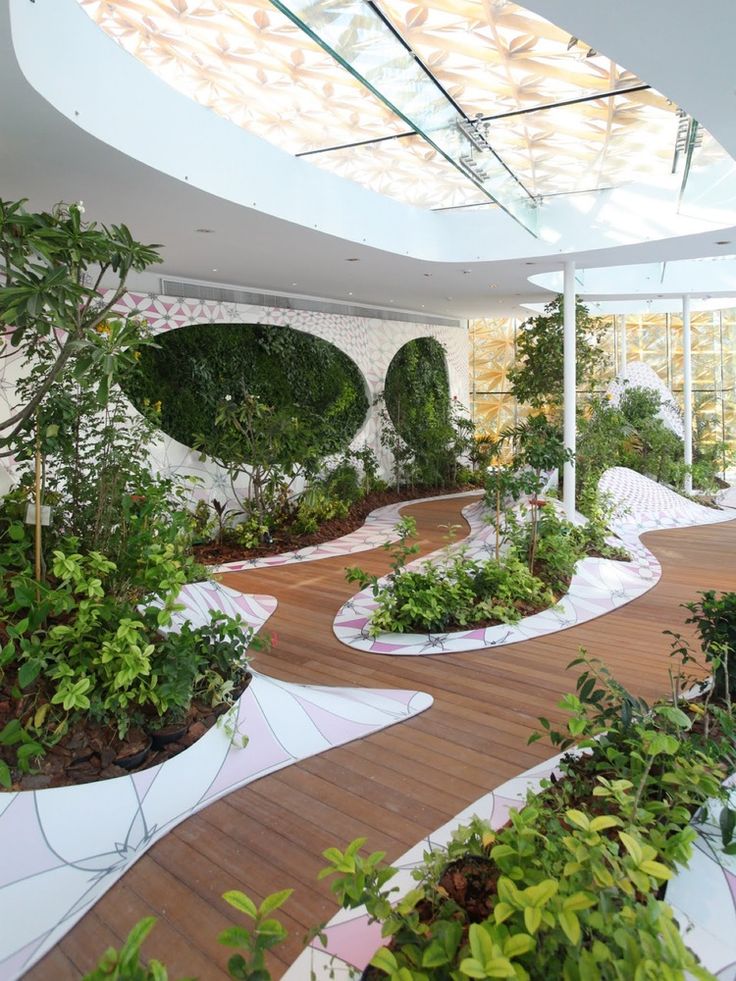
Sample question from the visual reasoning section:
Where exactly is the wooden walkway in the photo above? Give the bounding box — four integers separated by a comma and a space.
28, 495, 736, 980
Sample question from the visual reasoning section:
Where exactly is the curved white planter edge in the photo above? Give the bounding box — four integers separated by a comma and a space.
284, 752, 736, 980
0, 583, 433, 980
334, 468, 735, 657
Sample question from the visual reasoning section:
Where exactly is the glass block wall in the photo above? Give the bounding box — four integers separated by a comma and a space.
469, 309, 736, 459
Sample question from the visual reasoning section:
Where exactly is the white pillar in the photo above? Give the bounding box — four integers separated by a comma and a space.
682, 294, 693, 494
563, 261, 576, 519
619, 314, 627, 374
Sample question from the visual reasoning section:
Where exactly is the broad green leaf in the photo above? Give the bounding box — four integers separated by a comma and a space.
258, 888, 293, 916
524, 907, 541, 934
566, 809, 590, 831
558, 910, 581, 945
370, 947, 398, 973
504, 933, 535, 957
618, 831, 643, 865
222, 890, 258, 918
589, 816, 620, 833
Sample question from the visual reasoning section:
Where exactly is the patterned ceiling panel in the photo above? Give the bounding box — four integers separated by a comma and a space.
308, 136, 489, 209
77, 0, 698, 204
78, 0, 407, 154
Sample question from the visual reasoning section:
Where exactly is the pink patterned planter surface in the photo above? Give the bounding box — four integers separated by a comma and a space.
0, 582, 433, 981
334, 468, 736, 657
284, 757, 736, 980
210, 491, 483, 573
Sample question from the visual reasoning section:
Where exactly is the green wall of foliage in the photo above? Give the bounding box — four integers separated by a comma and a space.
384, 336, 450, 449
124, 323, 369, 456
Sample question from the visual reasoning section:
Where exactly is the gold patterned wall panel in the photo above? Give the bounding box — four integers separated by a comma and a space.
471, 310, 736, 455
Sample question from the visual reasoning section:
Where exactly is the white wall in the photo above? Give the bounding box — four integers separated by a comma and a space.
0, 292, 470, 508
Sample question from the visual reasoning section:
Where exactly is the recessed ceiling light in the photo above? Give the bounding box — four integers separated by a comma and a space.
489, 284, 498, 288
212, 268, 218, 272
446, 295, 453, 300
195, 228, 215, 233
291, 282, 297, 286
348, 291, 353, 295
716, 240, 731, 245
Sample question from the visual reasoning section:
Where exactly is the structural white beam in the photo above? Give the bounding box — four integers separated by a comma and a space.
682, 294, 693, 493
563, 261, 576, 519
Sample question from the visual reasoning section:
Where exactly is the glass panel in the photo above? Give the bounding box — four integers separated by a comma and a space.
310, 135, 489, 208
678, 129, 736, 225
472, 393, 520, 436
483, 89, 678, 196
624, 313, 669, 382
269, 0, 538, 231
78, 0, 409, 154
376, 0, 649, 119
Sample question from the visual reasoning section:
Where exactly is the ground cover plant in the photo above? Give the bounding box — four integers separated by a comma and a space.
88, 594, 736, 978
0, 199, 263, 789
345, 415, 628, 638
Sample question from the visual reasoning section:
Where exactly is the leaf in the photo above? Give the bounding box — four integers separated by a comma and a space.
459, 958, 487, 979
566, 809, 590, 831
258, 888, 293, 916
0, 761, 11, 789
618, 831, 643, 865
524, 906, 542, 934
563, 892, 596, 912
504, 933, 535, 957
494, 901, 514, 924
222, 890, 257, 918
558, 910, 581, 945
589, 815, 620, 832
639, 860, 673, 880
371, 946, 398, 973
217, 925, 253, 948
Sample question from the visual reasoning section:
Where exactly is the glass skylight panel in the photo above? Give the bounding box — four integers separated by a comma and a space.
77, 0, 408, 153
485, 89, 679, 196
374, 0, 648, 119
308, 136, 490, 209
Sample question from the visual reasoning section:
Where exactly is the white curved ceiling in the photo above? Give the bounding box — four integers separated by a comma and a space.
2, 0, 736, 317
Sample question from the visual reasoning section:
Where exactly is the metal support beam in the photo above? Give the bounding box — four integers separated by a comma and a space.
563, 261, 576, 519
682, 294, 693, 494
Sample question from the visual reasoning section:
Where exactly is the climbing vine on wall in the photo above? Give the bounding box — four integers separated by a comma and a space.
124, 323, 369, 457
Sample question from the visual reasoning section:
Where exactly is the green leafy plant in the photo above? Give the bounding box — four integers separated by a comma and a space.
507, 296, 610, 413
218, 889, 293, 981
83, 917, 182, 981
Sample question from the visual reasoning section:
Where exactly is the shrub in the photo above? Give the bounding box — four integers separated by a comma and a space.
684, 590, 736, 701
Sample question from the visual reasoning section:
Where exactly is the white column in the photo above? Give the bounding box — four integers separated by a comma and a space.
619, 314, 627, 374
563, 261, 576, 519
682, 294, 693, 493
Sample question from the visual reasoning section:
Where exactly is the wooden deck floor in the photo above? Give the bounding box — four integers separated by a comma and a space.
27, 495, 736, 980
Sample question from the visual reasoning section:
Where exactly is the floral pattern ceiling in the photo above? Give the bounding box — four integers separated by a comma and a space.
78, 0, 688, 207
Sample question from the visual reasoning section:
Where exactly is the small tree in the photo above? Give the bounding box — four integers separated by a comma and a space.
0, 199, 161, 446
507, 296, 610, 412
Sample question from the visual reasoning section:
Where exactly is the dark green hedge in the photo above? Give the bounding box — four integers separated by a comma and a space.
384, 336, 451, 450
124, 323, 369, 456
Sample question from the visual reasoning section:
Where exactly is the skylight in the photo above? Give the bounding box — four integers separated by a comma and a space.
76, 0, 721, 217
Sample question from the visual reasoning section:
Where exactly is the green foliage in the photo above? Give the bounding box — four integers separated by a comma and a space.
318, 652, 729, 979
383, 338, 474, 488
0, 528, 260, 767
125, 322, 368, 460
507, 297, 610, 411
683, 591, 736, 702
219, 888, 293, 981
83, 917, 181, 981
347, 520, 555, 636
0, 198, 161, 446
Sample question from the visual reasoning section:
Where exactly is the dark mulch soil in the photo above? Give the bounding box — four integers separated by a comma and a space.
192, 483, 483, 566
0, 675, 251, 791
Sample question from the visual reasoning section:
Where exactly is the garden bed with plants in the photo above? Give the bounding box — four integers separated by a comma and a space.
191, 481, 482, 567
293, 595, 736, 980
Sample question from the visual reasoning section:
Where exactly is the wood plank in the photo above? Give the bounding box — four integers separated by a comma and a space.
25, 497, 736, 979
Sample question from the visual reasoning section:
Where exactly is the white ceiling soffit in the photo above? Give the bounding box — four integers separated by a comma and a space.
1, 0, 736, 319
522, 296, 736, 317
7, 0, 736, 258
530, 256, 736, 299
524, 0, 736, 162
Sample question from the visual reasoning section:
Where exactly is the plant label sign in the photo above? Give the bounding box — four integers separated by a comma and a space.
25, 504, 52, 526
